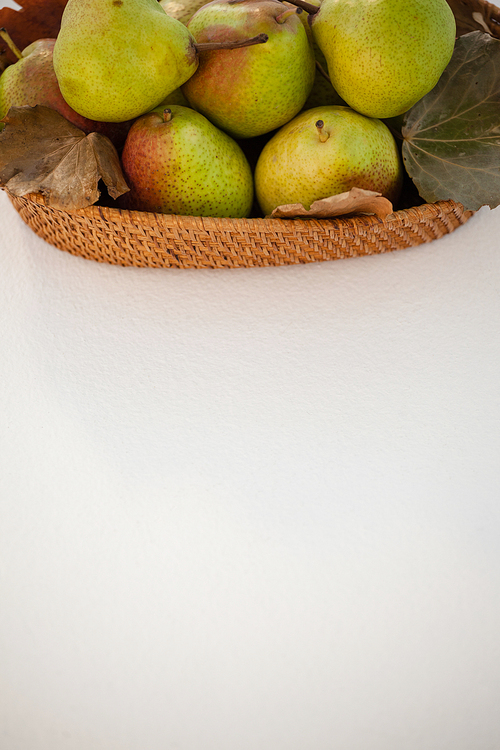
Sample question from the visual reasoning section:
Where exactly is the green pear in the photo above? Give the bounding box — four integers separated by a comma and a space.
52, 0, 199, 122
283, 0, 346, 110
255, 105, 403, 215
182, 0, 316, 138
303, 42, 346, 110
0, 38, 132, 146
157, 86, 191, 108
309, 0, 456, 119
121, 105, 254, 217
159, 0, 209, 25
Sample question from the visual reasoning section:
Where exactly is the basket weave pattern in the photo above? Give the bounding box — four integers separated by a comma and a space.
10, 193, 473, 269
5, 0, 498, 269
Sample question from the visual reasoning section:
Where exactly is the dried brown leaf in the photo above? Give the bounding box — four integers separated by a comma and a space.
269, 188, 394, 220
0, 0, 66, 64
446, 0, 500, 37
0, 105, 129, 210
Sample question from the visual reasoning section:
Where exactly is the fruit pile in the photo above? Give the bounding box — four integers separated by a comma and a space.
0, 0, 496, 219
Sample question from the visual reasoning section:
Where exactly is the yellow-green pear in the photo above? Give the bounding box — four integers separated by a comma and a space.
303, 42, 346, 110
157, 86, 191, 108
182, 0, 316, 138
284, 0, 346, 110
0, 38, 132, 146
159, 0, 209, 25
310, 0, 456, 119
121, 105, 254, 217
255, 105, 403, 215
53, 0, 198, 122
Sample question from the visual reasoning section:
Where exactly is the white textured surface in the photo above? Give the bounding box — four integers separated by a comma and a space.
1, 188, 500, 749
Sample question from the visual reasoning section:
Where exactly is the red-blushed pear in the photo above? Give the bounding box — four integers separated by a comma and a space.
120, 105, 254, 218
0, 38, 132, 148
182, 0, 316, 139
52, 0, 267, 124
255, 106, 403, 215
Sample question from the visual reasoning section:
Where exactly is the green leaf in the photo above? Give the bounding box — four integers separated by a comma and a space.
402, 31, 500, 211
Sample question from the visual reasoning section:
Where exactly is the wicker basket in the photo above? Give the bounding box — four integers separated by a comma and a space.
5, 0, 499, 269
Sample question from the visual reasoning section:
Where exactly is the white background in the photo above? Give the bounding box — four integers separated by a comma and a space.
1, 188, 500, 749
2, 0, 500, 741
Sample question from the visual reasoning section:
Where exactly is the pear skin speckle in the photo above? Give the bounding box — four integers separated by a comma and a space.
0, 39, 132, 147
255, 106, 403, 215
53, 0, 198, 122
182, 0, 316, 139
312, 0, 456, 119
121, 105, 254, 217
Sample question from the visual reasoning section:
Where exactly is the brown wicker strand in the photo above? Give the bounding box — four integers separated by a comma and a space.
7, 192, 475, 269
3, 0, 498, 269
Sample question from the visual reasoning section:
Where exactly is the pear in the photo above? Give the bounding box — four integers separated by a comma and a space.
182, 0, 316, 139
282, 0, 345, 110
52, 0, 199, 122
121, 105, 254, 217
307, 0, 456, 119
157, 86, 191, 108
255, 105, 403, 215
0, 38, 132, 146
302, 41, 346, 110
159, 0, 209, 25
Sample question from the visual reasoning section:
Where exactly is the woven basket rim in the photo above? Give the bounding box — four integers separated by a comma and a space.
22, 191, 467, 231
10, 190, 474, 269
6, 0, 496, 269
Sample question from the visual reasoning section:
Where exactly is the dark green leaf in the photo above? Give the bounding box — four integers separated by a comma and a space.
402, 31, 500, 211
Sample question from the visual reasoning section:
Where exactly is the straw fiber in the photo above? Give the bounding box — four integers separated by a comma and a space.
10, 193, 474, 269
5, 0, 498, 269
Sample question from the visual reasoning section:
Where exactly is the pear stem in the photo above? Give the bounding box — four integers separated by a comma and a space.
279, 0, 320, 15
316, 120, 329, 143
163, 108, 172, 123
0, 28, 23, 60
195, 33, 268, 53
315, 59, 331, 84
275, 7, 302, 23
